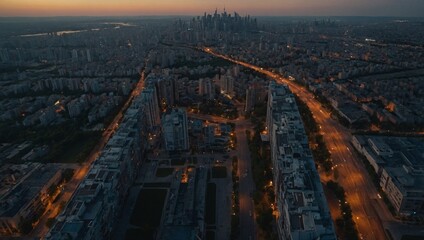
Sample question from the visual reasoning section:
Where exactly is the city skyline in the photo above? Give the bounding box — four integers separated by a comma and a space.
1, 0, 424, 17
0, 6, 423, 240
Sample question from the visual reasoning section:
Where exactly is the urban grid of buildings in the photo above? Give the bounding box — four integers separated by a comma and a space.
0, 9, 423, 240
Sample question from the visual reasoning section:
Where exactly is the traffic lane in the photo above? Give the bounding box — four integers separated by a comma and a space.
322, 136, 387, 239
33, 70, 147, 237
204, 48, 389, 240
269, 71, 387, 238
236, 122, 256, 240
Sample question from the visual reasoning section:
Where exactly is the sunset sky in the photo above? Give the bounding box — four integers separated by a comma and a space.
0, 0, 423, 17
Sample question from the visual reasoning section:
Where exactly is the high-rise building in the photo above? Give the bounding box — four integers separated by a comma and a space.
46, 91, 148, 240
146, 73, 177, 109
266, 81, 287, 133
162, 108, 189, 151
199, 78, 214, 100
266, 81, 336, 240
157, 77, 176, 108
219, 75, 234, 96
141, 86, 161, 130
245, 82, 266, 113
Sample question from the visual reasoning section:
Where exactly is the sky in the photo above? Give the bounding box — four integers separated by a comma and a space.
0, 0, 423, 17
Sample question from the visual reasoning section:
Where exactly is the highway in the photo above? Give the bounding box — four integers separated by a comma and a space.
202, 47, 392, 240
31, 68, 148, 238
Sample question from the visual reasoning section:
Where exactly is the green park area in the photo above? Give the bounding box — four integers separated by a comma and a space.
0, 121, 101, 164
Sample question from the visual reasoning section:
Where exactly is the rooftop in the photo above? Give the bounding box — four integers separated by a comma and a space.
0, 164, 61, 218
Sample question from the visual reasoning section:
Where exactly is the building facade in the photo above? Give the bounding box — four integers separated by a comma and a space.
266, 81, 336, 240
352, 135, 424, 215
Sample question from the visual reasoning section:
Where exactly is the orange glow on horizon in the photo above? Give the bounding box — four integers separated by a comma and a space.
0, 0, 314, 17
1, 1, 423, 21
2, 1, 237, 16
0, 1, 209, 16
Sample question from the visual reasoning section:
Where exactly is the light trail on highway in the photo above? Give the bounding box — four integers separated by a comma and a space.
202, 47, 391, 240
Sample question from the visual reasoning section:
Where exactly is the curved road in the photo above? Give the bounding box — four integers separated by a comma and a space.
202, 47, 392, 240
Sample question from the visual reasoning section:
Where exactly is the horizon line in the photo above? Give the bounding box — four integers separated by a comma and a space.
0, 14, 423, 19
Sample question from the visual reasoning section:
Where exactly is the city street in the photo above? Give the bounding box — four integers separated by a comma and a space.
2, 6, 423, 240
203, 47, 393, 240
188, 112, 258, 240
31, 67, 148, 238
235, 117, 257, 240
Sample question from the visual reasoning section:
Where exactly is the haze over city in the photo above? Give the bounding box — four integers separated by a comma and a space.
0, 0, 423, 240
1, 0, 424, 17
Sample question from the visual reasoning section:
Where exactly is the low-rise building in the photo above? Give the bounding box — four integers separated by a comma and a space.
0, 164, 62, 236
46, 90, 149, 239
352, 135, 424, 215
